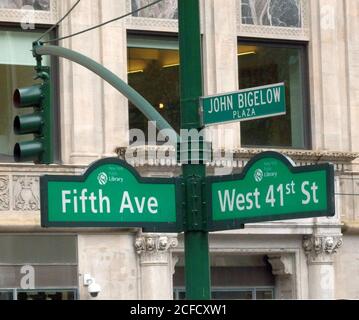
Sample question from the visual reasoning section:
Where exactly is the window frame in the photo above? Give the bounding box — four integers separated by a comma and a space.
0, 23, 60, 163
173, 286, 275, 300
237, 37, 312, 150
127, 30, 181, 140
0, 288, 78, 300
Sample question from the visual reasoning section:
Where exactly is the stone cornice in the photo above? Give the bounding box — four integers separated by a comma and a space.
228, 148, 359, 163
1, 148, 357, 171
116, 146, 359, 168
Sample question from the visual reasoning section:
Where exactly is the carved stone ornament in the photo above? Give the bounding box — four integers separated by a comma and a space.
135, 234, 178, 255
13, 176, 40, 211
303, 235, 343, 263
267, 254, 294, 276
0, 176, 10, 211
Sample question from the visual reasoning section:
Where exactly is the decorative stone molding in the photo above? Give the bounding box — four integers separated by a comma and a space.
303, 235, 343, 263
135, 234, 178, 254
12, 176, 40, 211
0, 176, 10, 211
267, 254, 294, 276
135, 234, 178, 264
116, 145, 359, 169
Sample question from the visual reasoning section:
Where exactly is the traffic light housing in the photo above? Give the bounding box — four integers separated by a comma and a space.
13, 67, 53, 164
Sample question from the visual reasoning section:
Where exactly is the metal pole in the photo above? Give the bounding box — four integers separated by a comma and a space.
179, 0, 211, 300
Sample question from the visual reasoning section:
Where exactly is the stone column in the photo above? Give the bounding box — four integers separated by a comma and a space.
135, 234, 178, 300
202, 0, 241, 155
303, 235, 343, 299
59, 0, 128, 164
268, 254, 296, 299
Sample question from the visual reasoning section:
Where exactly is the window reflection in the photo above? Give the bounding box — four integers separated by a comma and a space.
0, 0, 50, 10
238, 42, 307, 148
241, 0, 302, 28
131, 0, 177, 19
128, 44, 180, 138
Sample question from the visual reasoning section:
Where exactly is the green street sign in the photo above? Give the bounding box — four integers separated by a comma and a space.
40, 158, 182, 232
200, 83, 286, 126
206, 152, 335, 231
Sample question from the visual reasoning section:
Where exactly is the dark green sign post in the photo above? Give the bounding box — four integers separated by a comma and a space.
178, 0, 211, 300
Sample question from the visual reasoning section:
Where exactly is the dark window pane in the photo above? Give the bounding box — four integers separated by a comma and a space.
256, 290, 274, 300
0, 291, 13, 300
212, 290, 253, 300
17, 290, 76, 300
238, 42, 307, 148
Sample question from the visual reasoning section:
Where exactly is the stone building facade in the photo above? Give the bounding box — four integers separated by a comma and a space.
0, 0, 358, 300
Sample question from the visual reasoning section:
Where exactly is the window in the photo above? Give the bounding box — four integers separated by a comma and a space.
0, 28, 55, 162
17, 289, 77, 300
174, 287, 274, 300
238, 40, 309, 148
0, 0, 50, 11
0, 290, 13, 300
131, 0, 177, 19
127, 34, 180, 139
241, 0, 302, 28
0, 235, 78, 296
0, 289, 76, 300
174, 262, 275, 300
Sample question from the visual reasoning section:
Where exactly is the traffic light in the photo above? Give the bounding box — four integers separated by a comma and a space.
13, 67, 53, 164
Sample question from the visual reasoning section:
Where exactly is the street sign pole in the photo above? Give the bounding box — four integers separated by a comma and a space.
179, 0, 211, 300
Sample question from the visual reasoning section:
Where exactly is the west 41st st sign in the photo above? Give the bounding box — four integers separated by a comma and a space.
206, 152, 335, 231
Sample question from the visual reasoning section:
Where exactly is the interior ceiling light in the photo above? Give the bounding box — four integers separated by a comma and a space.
163, 63, 180, 68
128, 69, 144, 74
237, 51, 256, 57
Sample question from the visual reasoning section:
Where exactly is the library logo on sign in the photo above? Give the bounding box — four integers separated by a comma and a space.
97, 172, 108, 186
254, 169, 264, 182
